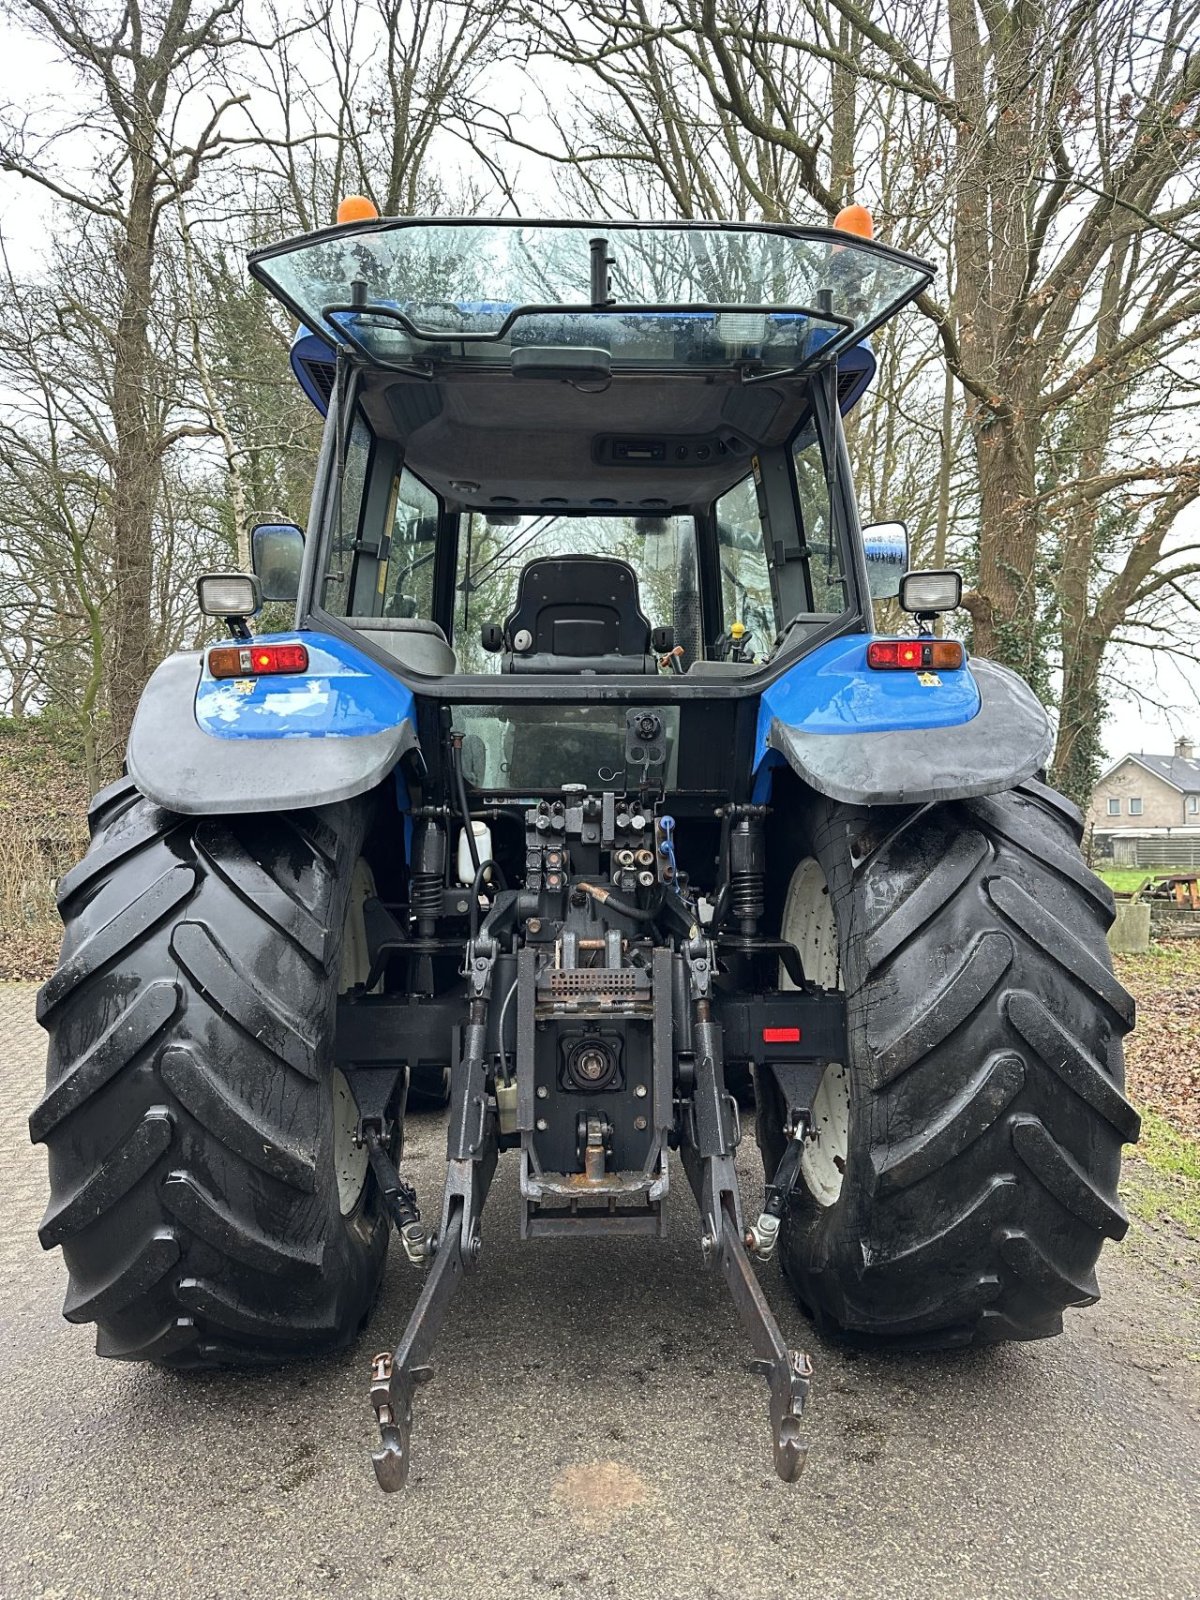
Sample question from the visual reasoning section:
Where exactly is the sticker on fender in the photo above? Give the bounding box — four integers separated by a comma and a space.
916, 671, 942, 687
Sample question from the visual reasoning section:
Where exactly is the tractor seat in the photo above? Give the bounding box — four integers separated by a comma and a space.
495, 556, 656, 674
352, 617, 458, 675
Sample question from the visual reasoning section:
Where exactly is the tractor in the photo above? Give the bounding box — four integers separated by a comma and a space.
32, 209, 1138, 1490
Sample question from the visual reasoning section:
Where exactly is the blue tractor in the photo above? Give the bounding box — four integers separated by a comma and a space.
33, 213, 1138, 1489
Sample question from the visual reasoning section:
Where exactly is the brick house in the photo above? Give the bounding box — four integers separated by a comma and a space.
1089, 736, 1200, 864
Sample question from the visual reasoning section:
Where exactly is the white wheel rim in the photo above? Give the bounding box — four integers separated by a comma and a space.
780, 858, 849, 1207
333, 859, 376, 1215
332, 1068, 369, 1216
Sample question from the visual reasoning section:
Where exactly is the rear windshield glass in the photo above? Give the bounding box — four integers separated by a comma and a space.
251, 220, 932, 372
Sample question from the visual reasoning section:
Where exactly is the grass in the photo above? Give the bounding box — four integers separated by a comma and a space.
1095, 864, 1199, 895
1123, 1110, 1200, 1237
1114, 938, 1200, 985
1095, 866, 1156, 894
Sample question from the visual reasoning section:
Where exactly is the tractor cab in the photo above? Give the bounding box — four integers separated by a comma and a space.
249, 215, 931, 687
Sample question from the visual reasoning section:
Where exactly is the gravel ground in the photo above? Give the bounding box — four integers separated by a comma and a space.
1, 981, 1198, 1600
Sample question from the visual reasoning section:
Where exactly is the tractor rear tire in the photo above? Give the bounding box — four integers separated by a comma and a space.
761, 779, 1139, 1348
31, 779, 390, 1367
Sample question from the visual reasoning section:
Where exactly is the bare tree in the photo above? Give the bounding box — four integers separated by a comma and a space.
516, 0, 1200, 799
1, 0, 248, 757
237, 0, 516, 232
0, 249, 113, 786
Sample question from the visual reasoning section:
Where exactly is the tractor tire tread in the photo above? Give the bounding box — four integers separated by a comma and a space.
33, 790, 386, 1369
778, 784, 1135, 1348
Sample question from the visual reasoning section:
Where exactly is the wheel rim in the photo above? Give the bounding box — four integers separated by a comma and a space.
333, 858, 376, 1216
332, 1068, 369, 1215
780, 857, 849, 1208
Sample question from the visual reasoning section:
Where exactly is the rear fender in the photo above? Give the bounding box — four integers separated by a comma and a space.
752, 637, 1052, 807
126, 632, 418, 815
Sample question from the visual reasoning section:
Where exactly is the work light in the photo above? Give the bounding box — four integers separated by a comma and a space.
898, 570, 962, 614
196, 573, 262, 618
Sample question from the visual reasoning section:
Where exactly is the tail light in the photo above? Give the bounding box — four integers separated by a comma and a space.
208, 643, 309, 679
867, 639, 964, 671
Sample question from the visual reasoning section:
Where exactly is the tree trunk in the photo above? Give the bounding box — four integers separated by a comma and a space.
968, 408, 1043, 690
106, 170, 160, 767
1052, 631, 1107, 808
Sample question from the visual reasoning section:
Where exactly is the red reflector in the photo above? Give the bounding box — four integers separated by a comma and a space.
209, 642, 308, 678
763, 1026, 801, 1044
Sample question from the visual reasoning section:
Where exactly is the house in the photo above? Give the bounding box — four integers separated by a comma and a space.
1089, 736, 1200, 865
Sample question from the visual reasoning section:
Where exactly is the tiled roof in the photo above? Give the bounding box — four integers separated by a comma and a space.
1109, 753, 1200, 792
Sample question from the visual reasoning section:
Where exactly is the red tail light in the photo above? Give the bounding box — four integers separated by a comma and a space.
763, 1026, 801, 1044
209, 643, 309, 678
867, 639, 964, 671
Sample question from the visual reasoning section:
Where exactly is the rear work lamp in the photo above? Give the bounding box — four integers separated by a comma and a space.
899, 570, 963, 614
197, 572, 262, 619
208, 643, 309, 679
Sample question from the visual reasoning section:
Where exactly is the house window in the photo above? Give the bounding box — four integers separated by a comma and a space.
1189, 796, 1199, 815
1107, 798, 1121, 816
1128, 797, 1143, 816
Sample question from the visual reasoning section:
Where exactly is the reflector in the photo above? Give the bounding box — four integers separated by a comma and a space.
763, 1026, 802, 1044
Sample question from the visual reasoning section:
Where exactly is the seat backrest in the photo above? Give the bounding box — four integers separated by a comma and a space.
352, 617, 458, 675
501, 556, 654, 674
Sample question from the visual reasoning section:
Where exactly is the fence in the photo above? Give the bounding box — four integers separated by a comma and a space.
1109, 835, 1200, 867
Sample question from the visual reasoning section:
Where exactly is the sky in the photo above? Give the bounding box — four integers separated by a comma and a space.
0, 17, 1196, 765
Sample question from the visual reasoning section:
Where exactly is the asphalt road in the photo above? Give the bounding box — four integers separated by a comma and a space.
2, 981, 1198, 1600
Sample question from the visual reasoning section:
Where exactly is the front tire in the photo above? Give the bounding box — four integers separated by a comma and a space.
763, 779, 1139, 1348
31, 779, 390, 1367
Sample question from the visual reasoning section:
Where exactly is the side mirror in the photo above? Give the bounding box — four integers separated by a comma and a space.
862, 520, 909, 600
251, 521, 305, 603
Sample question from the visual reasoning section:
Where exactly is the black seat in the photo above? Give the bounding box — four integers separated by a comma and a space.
498, 556, 656, 674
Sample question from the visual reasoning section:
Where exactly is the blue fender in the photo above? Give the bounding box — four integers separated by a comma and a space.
752, 635, 1052, 807
127, 631, 418, 816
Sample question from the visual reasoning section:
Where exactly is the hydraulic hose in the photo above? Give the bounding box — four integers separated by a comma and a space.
495, 973, 518, 1087
576, 880, 659, 925
450, 732, 480, 877
468, 858, 508, 940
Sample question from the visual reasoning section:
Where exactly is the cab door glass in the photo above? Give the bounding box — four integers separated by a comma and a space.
792, 429, 845, 612
378, 469, 438, 619
714, 475, 777, 652
321, 412, 371, 617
